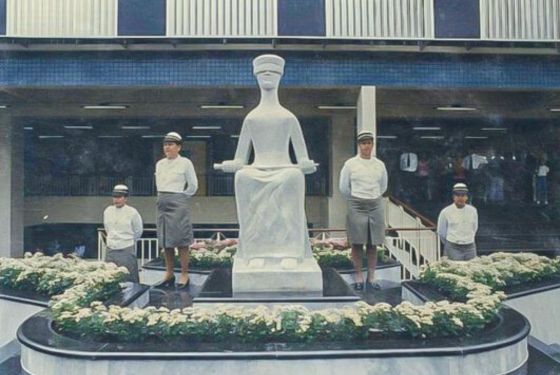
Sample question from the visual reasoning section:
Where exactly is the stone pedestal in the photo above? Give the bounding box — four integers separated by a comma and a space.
232, 258, 323, 297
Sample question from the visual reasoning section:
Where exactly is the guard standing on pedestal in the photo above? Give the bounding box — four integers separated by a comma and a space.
339, 130, 388, 291
155, 132, 198, 289
437, 183, 479, 261
103, 184, 143, 283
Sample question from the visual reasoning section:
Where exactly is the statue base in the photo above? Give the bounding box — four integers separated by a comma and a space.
232, 257, 323, 297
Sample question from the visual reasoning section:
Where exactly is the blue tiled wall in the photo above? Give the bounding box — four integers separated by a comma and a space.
434, 0, 480, 38
118, 0, 166, 36
0, 52, 558, 89
278, 0, 325, 36
0, 0, 6, 35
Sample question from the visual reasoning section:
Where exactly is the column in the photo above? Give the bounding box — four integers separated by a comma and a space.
357, 86, 377, 155
0, 116, 24, 257
327, 114, 355, 229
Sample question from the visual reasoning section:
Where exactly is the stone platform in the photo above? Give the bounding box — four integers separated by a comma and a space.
232, 257, 323, 296
193, 267, 360, 309
141, 258, 402, 288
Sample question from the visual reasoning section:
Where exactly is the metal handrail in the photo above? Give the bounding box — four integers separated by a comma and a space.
96, 226, 435, 235
388, 196, 435, 227
384, 197, 440, 279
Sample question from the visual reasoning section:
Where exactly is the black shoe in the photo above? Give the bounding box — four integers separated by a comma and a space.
154, 275, 175, 288
177, 278, 190, 289
353, 282, 364, 291
366, 281, 381, 290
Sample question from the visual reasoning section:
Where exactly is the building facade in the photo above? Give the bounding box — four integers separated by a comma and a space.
1, 0, 560, 257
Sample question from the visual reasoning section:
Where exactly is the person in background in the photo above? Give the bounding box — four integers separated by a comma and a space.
437, 183, 478, 261
155, 132, 198, 289
339, 130, 388, 291
103, 184, 143, 282
73, 242, 86, 258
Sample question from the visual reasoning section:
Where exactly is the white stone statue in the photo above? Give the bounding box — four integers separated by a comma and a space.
215, 54, 323, 295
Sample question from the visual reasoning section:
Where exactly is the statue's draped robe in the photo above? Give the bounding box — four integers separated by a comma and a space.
235, 167, 313, 260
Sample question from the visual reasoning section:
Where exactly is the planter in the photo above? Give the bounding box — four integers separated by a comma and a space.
18, 307, 529, 375
0, 283, 149, 364
0, 289, 48, 363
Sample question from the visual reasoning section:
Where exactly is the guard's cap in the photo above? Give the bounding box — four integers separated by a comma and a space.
253, 54, 285, 75
112, 184, 129, 197
357, 130, 374, 142
163, 132, 182, 144
452, 183, 469, 194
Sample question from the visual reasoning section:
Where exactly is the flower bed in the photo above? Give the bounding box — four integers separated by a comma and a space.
181, 238, 389, 269
46, 253, 558, 343
419, 252, 560, 301
188, 239, 238, 268
0, 253, 128, 303
7, 252, 551, 343
310, 238, 389, 269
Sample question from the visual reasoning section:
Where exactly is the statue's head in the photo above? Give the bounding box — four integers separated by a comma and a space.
253, 54, 285, 90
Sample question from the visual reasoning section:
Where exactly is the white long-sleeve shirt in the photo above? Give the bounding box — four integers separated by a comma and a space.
462, 153, 488, 170
103, 205, 143, 250
155, 156, 198, 196
437, 204, 478, 245
339, 155, 388, 200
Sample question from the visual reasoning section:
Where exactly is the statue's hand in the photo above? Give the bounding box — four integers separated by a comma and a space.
299, 159, 317, 174
220, 160, 244, 173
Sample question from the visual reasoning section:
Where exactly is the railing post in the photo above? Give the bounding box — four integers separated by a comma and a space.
97, 229, 107, 261
97, 230, 102, 261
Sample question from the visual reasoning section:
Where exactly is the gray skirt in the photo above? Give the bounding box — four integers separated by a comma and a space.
346, 197, 386, 246
157, 193, 193, 248
105, 245, 139, 283
444, 240, 477, 261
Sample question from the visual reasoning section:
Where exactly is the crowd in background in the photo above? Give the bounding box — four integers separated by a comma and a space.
383, 149, 555, 207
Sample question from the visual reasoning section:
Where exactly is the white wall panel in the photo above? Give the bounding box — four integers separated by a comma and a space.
481, 0, 560, 40
167, 0, 277, 37
326, 0, 434, 38
6, 0, 117, 37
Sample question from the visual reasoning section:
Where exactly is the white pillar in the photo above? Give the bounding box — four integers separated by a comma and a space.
327, 114, 355, 229
0, 117, 24, 257
356, 86, 377, 155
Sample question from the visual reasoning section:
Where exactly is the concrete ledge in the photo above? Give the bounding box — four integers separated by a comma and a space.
0, 297, 44, 363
